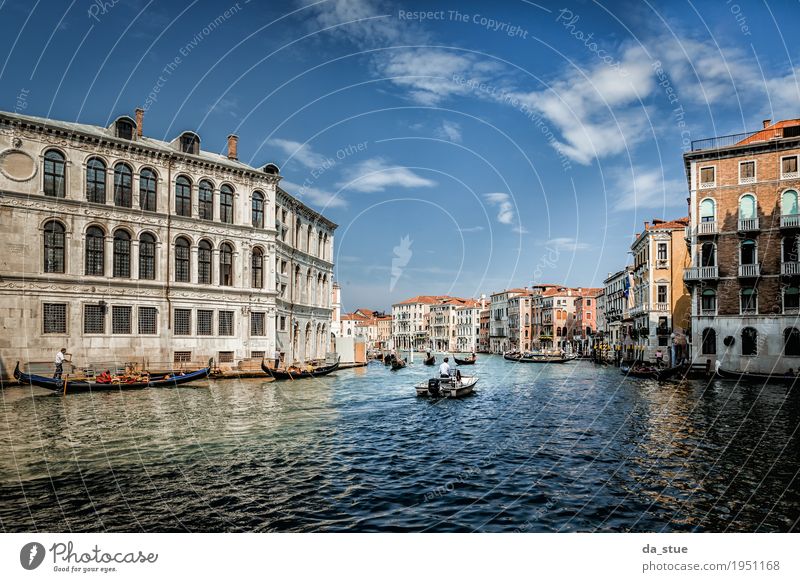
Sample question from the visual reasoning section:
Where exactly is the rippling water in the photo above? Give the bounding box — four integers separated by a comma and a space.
1, 356, 798, 532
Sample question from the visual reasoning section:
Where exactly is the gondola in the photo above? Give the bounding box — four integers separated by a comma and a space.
452, 355, 476, 365
715, 362, 799, 385
503, 353, 571, 363
620, 364, 683, 381
383, 354, 393, 366
262, 357, 341, 380
391, 359, 407, 371
13, 360, 212, 394
423, 354, 436, 366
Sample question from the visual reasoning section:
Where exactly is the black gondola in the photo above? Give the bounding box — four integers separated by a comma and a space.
503, 353, 572, 363
620, 364, 683, 381
452, 355, 476, 365
391, 359, 407, 371
423, 354, 436, 365
13, 360, 212, 393
715, 363, 799, 385
262, 358, 341, 380
384, 354, 393, 366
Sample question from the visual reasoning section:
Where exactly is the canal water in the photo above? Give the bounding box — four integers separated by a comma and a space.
1, 356, 798, 532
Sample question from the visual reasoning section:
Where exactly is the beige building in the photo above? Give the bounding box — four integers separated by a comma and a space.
391, 295, 444, 351
0, 109, 335, 379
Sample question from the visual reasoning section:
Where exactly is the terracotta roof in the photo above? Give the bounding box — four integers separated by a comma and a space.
455, 299, 481, 309
393, 295, 453, 306
737, 119, 800, 146
646, 216, 689, 230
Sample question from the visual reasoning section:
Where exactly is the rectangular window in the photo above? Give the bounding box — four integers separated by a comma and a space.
43, 303, 67, 334
197, 309, 213, 336
251, 312, 265, 336
739, 160, 756, 183
699, 166, 715, 187
218, 310, 234, 336
111, 305, 131, 334
657, 242, 668, 261
84, 304, 105, 334
251, 351, 265, 360
218, 351, 234, 363
279, 315, 286, 331
782, 156, 799, 177
174, 351, 191, 363
657, 285, 668, 304
138, 306, 158, 335
174, 308, 191, 335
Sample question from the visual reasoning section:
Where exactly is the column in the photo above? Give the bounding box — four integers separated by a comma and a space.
190, 244, 199, 285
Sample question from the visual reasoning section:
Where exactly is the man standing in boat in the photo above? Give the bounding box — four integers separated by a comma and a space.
439, 357, 451, 378
53, 347, 68, 379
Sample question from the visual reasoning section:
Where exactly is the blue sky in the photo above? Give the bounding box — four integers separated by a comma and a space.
2, 0, 799, 311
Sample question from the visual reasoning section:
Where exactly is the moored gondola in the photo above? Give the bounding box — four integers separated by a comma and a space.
621, 364, 684, 381
503, 352, 572, 363
423, 354, 436, 366
13, 360, 212, 393
390, 358, 407, 371
262, 357, 341, 380
452, 354, 476, 365
715, 362, 799, 385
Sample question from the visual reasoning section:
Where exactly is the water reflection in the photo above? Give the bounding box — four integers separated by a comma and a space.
0, 357, 797, 532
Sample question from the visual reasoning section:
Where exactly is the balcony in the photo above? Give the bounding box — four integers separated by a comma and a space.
696, 221, 716, 236
781, 171, 800, 180
781, 214, 800, 228
782, 261, 800, 276
684, 266, 719, 281
684, 225, 691, 240
654, 302, 670, 312
738, 217, 759, 232
738, 263, 761, 278
700, 307, 717, 317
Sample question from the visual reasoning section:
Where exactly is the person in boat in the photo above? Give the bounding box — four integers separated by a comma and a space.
53, 347, 68, 379
470, 352, 476, 361
439, 357, 451, 379
96, 370, 112, 384
655, 349, 663, 367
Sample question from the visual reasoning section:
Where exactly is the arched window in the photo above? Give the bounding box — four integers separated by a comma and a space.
139, 233, 156, 280
306, 269, 312, 303
741, 239, 757, 265
699, 198, 715, 222
175, 237, 191, 282
252, 192, 264, 228
86, 158, 106, 203
306, 228, 312, 253
295, 219, 302, 248
701, 242, 716, 267
43, 150, 66, 197
741, 287, 757, 314
251, 247, 263, 288
219, 243, 233, 286
294, 266, 301, 301
741, 327, 758, 356
220, 185, 234, 224
43, 220, 65, 273
318, 231, 323, 257
116, 119, 134, 140
782, 190, 799, 216
113, 163, 133, 207
113, 230, 131, 278
139, 168, 157, 212
85, 226, 105, 276
701, 289, 716, 313
785, 286, 800, 313
175, 176, 192, 217
739, 194, 756, 219
701, 328, 716, 355
198, 180, 213, 220
198, 240, 212, 284
785, 328, 800, 356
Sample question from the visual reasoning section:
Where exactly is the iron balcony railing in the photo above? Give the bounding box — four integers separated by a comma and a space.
690, 130, 761, 151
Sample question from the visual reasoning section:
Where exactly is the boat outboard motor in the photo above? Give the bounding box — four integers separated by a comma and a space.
428, 378, 441, 396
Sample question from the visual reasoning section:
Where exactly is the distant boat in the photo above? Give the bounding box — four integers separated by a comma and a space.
503, 352, 573, 364
262, 358, 340, 380
13, 360, 212, 393
416, 375, 478, 398
620, 364, 683, 381
391, 359, 407, 371
423, 354, 436, 366
452, 355, 476, 365
715, 362, 799, 385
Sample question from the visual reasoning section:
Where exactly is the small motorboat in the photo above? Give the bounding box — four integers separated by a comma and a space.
423, 354, 436, 366
620, 363, 683, 381
452, 355, 476, 365
416, 375, 478, 398
13, 360, 212, 394
262, 357, 340, 380
391, 358, 407, 371
715, 362, 800, 385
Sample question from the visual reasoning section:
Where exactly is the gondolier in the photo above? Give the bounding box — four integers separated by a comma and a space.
53, 348, 68, 379
439, 357, 451, 378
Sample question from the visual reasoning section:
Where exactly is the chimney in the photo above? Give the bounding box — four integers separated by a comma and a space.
763, 119, 771, 128
135, 107, 144, 138
227, 134, 238, 160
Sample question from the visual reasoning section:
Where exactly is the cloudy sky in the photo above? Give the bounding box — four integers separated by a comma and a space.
2, 0, 799, 310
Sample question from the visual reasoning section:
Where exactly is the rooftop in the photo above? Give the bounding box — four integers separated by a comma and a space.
690, 118, 800, 152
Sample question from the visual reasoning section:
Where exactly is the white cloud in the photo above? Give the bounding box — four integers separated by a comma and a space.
545, 237, 590, 252
484, 192, 514, 225
270, 138, 329, 170
609, 166, 687, 212
281, 179, 347, 209
458, 225, 485, 233
338, 158, 435, 192
512, 225, 529, 234
435, 120, 462, 143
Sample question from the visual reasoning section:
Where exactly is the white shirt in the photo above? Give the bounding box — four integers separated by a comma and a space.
55, 351, 65, 365
439, 362, 451, 376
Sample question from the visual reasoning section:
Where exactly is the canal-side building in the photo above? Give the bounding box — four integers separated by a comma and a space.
508, 291, 533, 352
601, 268, 631, 352
489, 288, 527, 354
391, 295, 443, 351
574, 290, 601, 354
478, 308, 490, 353
0, 109, 336, 379
629, 217, 691, 364
429, 298, 467, 352
455, 298, 482, 353
684, 118, 800, 373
